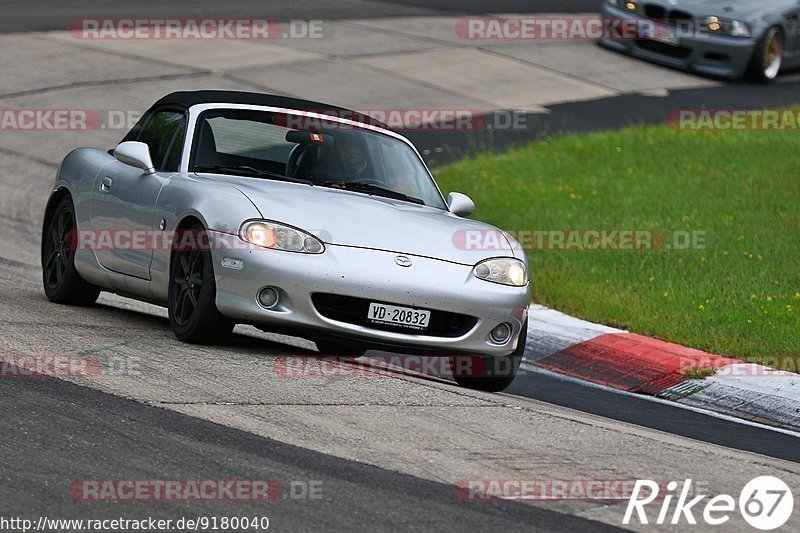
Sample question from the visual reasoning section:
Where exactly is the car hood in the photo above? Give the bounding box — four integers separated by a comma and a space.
203, 175, 519, 266
651, 0, 779, 18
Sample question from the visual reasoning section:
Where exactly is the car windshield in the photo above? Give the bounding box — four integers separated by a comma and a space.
191, 109, 446, 209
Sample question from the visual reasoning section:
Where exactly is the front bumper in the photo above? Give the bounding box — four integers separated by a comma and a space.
600, 4, 756, 79
209, 233, 530, 356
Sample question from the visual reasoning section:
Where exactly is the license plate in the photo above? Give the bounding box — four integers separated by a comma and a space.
647, 24, 680, 46
367, 303, 431, 331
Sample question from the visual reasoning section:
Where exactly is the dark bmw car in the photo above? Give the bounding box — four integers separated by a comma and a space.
600, 0, 800, 81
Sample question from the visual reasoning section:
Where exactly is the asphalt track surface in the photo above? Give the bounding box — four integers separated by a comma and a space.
2, 1, 800, 531
1, 372, 620, 531
507, 370, 800, 464
0, 1, 603, 33
408, 78, 800, 166
4, 0, 800, 164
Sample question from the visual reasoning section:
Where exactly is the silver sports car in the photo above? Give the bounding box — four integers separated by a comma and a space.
600, 0, 800, 81
41, 91, 530, 392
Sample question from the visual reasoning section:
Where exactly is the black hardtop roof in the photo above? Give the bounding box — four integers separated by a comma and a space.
151, 90, 390, 130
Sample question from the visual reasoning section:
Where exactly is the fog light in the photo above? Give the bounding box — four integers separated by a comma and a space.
490, 323, 512, 344
257, 287, 280, 309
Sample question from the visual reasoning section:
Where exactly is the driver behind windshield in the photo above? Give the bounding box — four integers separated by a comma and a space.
293, 132, 370, 184
336, 137, 370, 181
289, 129, 429, 205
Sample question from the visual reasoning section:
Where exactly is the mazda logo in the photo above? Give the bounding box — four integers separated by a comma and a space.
395, 255, 412, 267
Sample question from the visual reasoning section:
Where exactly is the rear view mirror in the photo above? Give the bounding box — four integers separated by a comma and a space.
113, 141, 155, 174
286, 130, 336, 146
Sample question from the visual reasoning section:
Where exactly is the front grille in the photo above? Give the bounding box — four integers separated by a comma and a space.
312, 293, 477, 338
635, 39, 692, 58
668, 9, 693, 24
644, 4, 694, 25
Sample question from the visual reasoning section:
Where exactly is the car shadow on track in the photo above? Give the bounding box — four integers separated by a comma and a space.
34, 294, 477, 390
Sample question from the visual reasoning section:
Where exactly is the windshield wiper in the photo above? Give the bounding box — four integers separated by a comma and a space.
322, 181, 425, 205
194, 165, 312, 185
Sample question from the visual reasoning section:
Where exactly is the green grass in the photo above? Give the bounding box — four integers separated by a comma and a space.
434, 122, 800, 361
683, 367, 717, 381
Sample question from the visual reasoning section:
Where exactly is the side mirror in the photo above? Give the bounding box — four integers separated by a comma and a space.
447, 192, 475, 217
113, 141, 155, 174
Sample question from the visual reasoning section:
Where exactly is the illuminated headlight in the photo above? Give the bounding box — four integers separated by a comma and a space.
473, 258, 528, 287
704, 16, 750, 37
239, 220, 325, 254
609, 0, 638, 10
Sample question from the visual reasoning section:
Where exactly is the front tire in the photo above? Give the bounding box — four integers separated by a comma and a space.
168, 224, 234, 343
747, 26, 783, 83
451, 318, 527, 392
41, 196, 100, 305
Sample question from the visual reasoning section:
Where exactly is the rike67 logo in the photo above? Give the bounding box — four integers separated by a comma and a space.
624, 476, 794, 530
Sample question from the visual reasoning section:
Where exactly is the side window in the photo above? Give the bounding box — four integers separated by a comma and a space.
138, 111, 185, 171
162, 121, 187, 172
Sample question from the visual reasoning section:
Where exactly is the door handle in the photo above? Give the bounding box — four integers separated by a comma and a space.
99, 177, 112, 192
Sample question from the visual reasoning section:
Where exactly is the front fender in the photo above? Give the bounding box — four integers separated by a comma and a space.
149, 175, 262, 302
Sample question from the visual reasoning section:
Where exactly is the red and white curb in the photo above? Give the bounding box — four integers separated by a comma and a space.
523, 304, 800, 431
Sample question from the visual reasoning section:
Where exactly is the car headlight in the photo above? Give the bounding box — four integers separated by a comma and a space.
704, 16, 750, 37
473, 258, 528, 287
609, 0, 638, 11
239, 220, 325, 254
